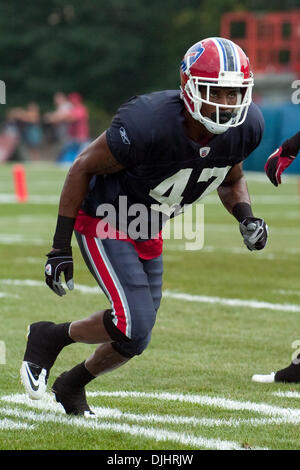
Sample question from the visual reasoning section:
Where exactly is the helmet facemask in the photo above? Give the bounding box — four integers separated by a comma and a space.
181, 71, 253, 134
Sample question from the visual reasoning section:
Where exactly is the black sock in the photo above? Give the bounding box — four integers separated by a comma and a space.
61, 361, 95, 389
24, 321, 75, 370
50, 322, 75, 350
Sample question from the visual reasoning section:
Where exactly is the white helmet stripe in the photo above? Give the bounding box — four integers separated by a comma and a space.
212, 38, 225, 72
230, 40, 241, 72
227, 39, 241, 72
214, 37, 239, 72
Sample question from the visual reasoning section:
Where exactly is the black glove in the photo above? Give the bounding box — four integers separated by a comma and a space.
45, 247, 74, 296
239, 217, 268, 251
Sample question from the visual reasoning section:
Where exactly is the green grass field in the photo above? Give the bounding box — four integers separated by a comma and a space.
1, 162, 300, 451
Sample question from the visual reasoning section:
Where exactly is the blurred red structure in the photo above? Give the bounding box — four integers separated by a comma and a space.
220, 10, 300, 75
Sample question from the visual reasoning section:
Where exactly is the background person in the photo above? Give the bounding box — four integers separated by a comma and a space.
6, 103, 43, 161
253, 129, 300, 384
45, 92, 90, 163
264, 131, 300, 186
44, 92, 73, 146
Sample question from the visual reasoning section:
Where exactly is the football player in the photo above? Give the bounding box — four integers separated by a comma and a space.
20, 37, 268, 415
252, 130, 300, 384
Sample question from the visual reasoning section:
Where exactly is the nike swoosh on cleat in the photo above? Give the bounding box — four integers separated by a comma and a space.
24, 363, 41, 391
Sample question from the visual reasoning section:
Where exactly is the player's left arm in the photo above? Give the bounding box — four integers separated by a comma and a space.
217, 162, 268, 251
217, 162, 251, 215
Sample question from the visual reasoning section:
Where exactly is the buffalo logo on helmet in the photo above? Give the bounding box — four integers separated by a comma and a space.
181, 44, 205, 72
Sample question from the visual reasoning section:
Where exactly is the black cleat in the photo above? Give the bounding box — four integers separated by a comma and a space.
52, 372, 95, 417
275, 361, 300, 383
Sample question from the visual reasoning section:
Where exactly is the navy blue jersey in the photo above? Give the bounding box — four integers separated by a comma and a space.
82, 90, 264, 237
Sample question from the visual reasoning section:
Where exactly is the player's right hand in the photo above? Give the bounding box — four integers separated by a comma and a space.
264, 146, 296, 186
45, 247, 74, 296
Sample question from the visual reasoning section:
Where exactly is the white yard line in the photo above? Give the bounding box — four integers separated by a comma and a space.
0, 192, 299, 205
0, 292, 19, 299
0, 194, 59, 204
0, 278, 101, 295
86, 390, 300, 424
0, 398, 245, 451
1, 278, 300, 313
0, 392, 290, 429
273, 391, 300, 399
0, 235, 46, 245
277, 289, 300, 297
4, 390, 299, 425
202, 224, 300, 235
0, 417, 35, 430
3, 389, 300, 449
162, 290, 300, 313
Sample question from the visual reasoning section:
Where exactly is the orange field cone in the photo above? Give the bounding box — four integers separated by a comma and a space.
13, 164, 28, 203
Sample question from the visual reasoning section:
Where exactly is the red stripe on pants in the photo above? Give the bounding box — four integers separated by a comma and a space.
84, 236, 128, 336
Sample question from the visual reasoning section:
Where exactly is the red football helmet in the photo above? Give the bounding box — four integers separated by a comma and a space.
180, 37, 253, 134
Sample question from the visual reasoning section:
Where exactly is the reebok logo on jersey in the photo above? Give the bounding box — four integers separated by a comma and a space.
199, 147, 210, 158
120, 127, 130, 145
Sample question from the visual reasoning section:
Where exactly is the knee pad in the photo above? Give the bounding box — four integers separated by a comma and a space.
103, 309, 153, 358
112, 332, 152, 358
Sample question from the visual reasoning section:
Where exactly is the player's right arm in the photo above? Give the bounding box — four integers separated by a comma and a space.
58, 131, 124, 219
45, 131, 124, 296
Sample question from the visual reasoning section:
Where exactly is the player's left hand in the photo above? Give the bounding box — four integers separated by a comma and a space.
239, 217, 268, 251
264, 146, 296, 187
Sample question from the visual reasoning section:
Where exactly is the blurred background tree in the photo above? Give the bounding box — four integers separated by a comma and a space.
0, 0, 299, 135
